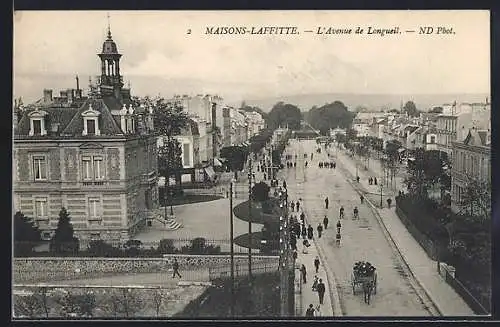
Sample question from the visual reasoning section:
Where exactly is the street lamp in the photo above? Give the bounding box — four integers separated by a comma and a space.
247, 157, 253, 286
229, 179, 235, 317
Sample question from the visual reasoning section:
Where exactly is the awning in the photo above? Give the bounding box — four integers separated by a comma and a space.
213, 158, 223, 167
204, 166, 216, 181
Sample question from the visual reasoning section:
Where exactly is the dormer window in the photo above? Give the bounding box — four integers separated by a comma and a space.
28, 109, 48, 136
82, 104, 101, 136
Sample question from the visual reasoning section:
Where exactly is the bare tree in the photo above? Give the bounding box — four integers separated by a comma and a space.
55, 289, 96, 318
152, 289, 164, 317
13, 291, 44, 318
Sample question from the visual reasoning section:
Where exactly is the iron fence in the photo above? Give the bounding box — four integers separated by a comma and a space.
208, 260, 279, 281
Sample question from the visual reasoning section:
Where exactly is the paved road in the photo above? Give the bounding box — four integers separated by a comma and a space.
283, 139, 430, 316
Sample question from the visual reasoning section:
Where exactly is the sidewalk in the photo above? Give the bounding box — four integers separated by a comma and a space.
293, 212, 335, 317
333, 147, 475, 316
278, 147, 336, 317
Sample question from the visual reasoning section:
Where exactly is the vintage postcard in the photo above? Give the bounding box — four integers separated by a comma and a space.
12, 10, 490, 319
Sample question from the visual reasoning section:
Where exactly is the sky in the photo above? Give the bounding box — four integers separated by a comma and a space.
13, 10, 490, 105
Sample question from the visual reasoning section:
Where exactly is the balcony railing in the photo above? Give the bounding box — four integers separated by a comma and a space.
82, 180, 107, 186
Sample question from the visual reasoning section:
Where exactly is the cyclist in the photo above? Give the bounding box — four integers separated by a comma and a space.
339, 205, 345, 219
353, 206, 359, 219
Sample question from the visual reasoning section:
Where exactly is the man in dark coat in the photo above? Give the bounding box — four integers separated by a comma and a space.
300, 264, 307, 284
296, 201, 300, 212
301, 224, 307, 239
172, 258, 182, 278
317, 223, 323, 238
314, 256, 320, 273
307, 225, 314, 240
323, 215, 329, 229
305, 304, 315, 317
325, 197, 329, 209
317, 279, 326, 305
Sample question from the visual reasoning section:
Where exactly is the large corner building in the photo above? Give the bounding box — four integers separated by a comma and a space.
13, 28, 159, 243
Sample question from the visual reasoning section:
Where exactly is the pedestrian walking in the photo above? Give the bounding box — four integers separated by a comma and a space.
291, 201, 295, 212
307, 225, 314, 240
305, 161, 308, 167
292, 250, 298, 261
317, 223, 323, 238
290, 235, 297, 251
172, 258, 182, 278
302, 239, 310, 254
263, 173, 267, 180
301, 225, 307, 239
360, 195, 364, 204
294, 162, 297, 167
323, 215, 329, 229
283, 180, 287, 189
369, 177, 373, 185
325, 196, 329, 209
373, 177, 377, 185
356, 176, 360, 183
333, 162, 336, 169
311, 153, 313, 160
305, 304, 315, 317
301, 264, 307, 284
296, 201, 301, 212
339, 206, 345, 219
312, 275, 319, 291
336, 232, 342, 246
314, 256, 320, 273
387, 198, 392, 208
300, 212, 305, 224
353, 206, 359, 219
317, 279, 326, 305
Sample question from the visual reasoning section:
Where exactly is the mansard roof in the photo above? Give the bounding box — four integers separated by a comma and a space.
15, 96, 131, 137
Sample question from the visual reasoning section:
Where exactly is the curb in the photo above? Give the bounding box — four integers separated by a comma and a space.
337, 154, 443, 316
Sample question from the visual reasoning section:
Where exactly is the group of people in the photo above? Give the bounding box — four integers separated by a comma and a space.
318, 161, 336, 169
368, 176, 378, 185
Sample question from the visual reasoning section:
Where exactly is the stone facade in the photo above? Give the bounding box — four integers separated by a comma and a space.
12, 28, 158, 243
13, 255, 279, 283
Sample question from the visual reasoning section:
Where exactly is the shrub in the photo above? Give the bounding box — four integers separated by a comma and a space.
157, 239, 177, 254
181, 237, 221, 255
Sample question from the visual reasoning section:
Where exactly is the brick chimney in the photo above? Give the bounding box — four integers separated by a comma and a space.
43, 89, 53, 103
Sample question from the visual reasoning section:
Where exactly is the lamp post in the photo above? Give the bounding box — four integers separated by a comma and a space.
380, 179, 383, 209
229, 179, 235, 317
247, 156, 253, 287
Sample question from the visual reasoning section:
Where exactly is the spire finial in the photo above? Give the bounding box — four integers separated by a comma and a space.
106, 12, 112, 39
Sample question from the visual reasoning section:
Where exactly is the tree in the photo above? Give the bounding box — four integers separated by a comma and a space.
109, 288, 144, 318
14, 292, 45, 318
14, 211, 41, 256
219, 146, 249, 180
429, 106, 444, 114
307, 101, 355, 133
267, 102, 302, 130
252, 182, 270, 202
50, 208, 79, 254
459, 178, 491, 221
403, 101, 420, 117
158, 238, 177, 254
152, 97, 189, 193
405, 147, 426, 195
56, 290, 96, 318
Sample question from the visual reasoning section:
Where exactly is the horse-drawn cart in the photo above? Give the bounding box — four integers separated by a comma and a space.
351, 261, 377, 304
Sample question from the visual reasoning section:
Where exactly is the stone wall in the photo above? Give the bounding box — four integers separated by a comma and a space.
13, 255, 279, 283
